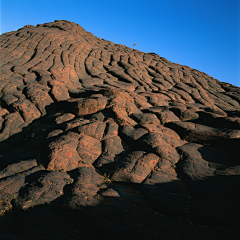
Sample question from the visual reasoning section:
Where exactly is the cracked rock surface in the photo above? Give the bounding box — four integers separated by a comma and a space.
0, 20, 239, 240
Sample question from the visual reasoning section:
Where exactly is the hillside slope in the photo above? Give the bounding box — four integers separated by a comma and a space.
0, 20, 239, 240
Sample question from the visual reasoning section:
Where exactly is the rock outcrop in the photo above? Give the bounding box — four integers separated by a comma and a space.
0, 20, 239, 240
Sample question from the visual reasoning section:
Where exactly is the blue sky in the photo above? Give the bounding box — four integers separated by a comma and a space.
1, 0, 239, 87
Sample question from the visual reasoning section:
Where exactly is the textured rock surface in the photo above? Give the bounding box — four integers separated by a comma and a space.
0, 20, 239, 240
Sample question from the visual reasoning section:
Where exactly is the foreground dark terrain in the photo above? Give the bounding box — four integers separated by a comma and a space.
0, 20, 239, 240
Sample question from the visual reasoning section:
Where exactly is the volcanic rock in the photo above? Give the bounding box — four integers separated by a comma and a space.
0, 20, 239, 240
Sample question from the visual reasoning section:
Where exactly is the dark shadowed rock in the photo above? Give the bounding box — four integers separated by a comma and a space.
176, 143, 216, 180
65, 165, 105, 207
140, 159, 189, 217
13, 170, 73, 210
0, 165, 44, 213
166, 121, 240, 142
130, 112, 160, 125
0, 159, 37, 179
169, 107, 199, 121
119, 124, 148, 144
64, 97, 108, 116
156, 110, 180, 124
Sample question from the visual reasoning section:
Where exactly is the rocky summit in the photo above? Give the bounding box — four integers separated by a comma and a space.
0, 20, 239, 240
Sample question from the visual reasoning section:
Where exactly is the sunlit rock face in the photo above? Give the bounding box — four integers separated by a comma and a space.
0, 20, 239, 240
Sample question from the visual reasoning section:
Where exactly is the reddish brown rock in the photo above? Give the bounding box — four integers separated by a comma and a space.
102, 119, 119, 140
12, 99, 41, 123
46, 132, 81, 171
62, 117, 90, 131
54, 113, 75, 124
143, 159, 180, 185
142, 123, 186, 147
0, 159, 37, 179
0, 108, 9, 117
65, 97, 108, 116
77, 120, 106, 140
137, 132, 180, 164
130, 112, 161, 125
111, 151, 160, 183
2, 93, 19, 105
0, 112, 25, 142
0, 20, 239, 240
49, 80, 70, 101
76, 134, 102, 164
111, 105, 138, 126
158, 110, 180, 124
25, 85, 53, 115
94, 136, 127, 170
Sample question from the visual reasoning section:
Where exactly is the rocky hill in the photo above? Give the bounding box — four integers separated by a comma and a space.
0, 20, 239, 240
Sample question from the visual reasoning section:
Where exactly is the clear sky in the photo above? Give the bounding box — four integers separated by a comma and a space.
1, 0, 239, 87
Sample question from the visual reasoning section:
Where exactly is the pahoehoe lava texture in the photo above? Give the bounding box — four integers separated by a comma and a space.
0, 20, 239, 240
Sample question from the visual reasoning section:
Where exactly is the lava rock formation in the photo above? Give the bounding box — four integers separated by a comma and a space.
0, 20, 239, 240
